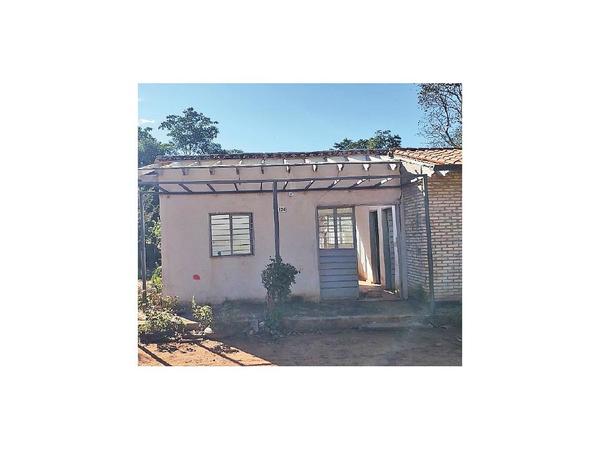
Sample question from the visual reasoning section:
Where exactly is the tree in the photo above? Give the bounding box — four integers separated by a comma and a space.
418, 83, 462, 147
138, 111, 242, 279
331, 130, 402, 151
138, 126, 169, 166
158, 107, 225, 155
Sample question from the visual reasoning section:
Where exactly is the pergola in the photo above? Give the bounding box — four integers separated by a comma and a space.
138, 149, 450, 311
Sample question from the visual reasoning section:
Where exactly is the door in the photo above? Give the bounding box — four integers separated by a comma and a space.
382, 208, 396, 290
369, 211, 381, 284
317, 207, 359, 300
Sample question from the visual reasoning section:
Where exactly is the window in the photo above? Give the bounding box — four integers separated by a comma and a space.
318, 207, 354, 249
210, 213, 254, 257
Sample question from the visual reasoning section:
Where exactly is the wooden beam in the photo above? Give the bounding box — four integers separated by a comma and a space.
139, 174, 403, 186
326, 179, 340, 190
178, 183, 193, 193
206, 183, 216, 192
209, 160, 221, 175
272, 182, 280, 259
422, 176, 436, 314
374, 177, 392, 187
138, 190, 147, 302
144, 183, 402, 196
349, 178, 366, 189
304, 179, 315, 190
363, 155, 371, 171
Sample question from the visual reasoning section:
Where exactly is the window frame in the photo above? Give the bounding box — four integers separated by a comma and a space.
209, 212, 255, 257
317, 206, 356, 250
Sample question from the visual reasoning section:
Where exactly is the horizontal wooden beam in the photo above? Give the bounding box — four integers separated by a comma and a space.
139, 174, 403, 186
141, 183, 402, 196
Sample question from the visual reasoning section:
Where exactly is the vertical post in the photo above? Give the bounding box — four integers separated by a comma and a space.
272, 182, 280, 259
138, 190, 147, 301
422, 176, 435, 314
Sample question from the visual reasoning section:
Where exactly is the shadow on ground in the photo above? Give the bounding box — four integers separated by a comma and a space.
138, 326, 462, 366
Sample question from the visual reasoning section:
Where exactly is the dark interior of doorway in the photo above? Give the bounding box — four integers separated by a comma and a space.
369, 211, 381, 285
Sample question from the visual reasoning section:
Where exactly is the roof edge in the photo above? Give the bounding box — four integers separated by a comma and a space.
155, 147, 459, 162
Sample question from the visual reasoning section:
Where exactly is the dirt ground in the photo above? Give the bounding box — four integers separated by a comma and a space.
138, 327, 462, 366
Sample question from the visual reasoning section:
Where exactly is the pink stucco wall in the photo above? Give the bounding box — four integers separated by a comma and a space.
158, 162, 402, 304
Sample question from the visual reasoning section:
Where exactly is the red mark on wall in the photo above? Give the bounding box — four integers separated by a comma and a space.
193, 274, 201, 281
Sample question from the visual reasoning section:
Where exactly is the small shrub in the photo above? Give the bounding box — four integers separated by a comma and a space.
138, 282, 182, 343
261, 256, 300, 309
263, 306, 283, 335
138, 309, 183, 343
150, 266, 162, 290
191, 297, 214, 331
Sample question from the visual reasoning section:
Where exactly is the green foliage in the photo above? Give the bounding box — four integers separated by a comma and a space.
158, 107, 225, 155
417, 83, 462, 148
138, 112, 242, 279
261, 256, 300, 304
191, 297, 214, 331
332, 130, 402, 151
264, 306, 283, 335
150, 266, 162, 285
138, 283, 182, 342
150, 266, 162, 290
138, 126, 170, 166
139, 309, 183, 343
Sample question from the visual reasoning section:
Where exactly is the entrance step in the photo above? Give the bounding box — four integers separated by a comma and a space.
358, 319, 424, 331
281, 313, 419, 332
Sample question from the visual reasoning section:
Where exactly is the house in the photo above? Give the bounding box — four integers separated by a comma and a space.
138, 148, 462, 304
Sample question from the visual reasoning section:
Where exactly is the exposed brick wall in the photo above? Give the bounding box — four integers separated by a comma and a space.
401, 181, 429, 296
429, 171, 462, 301
401, 171, 462, 302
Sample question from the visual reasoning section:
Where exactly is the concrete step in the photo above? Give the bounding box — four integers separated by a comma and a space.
281, 313, 419, 332
358, 320, 424, 331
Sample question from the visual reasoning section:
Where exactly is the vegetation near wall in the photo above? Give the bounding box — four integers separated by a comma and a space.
137, 86, 456, 280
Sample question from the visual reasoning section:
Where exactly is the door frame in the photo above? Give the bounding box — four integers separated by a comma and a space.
315, 205, 359, 300
382, 207, 394, 290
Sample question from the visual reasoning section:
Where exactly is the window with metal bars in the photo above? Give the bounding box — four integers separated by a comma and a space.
317, 207, 354, 249
209, 213, 254, 257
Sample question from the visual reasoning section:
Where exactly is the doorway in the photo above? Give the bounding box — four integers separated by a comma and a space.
381, 208, 395, 291
368, 211, 381, 285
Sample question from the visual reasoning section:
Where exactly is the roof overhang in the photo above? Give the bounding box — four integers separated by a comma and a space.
138, 149, 461, 195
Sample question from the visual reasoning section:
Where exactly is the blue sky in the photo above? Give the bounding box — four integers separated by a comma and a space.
138, 84, 426, 151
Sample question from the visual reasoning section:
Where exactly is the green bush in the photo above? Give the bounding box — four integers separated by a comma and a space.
150, 266, 162, 290
261, 256, 300, 305
138, 283, 182, 343
191, 297, 214, 331
138, 309, 183, 343
264, 306, 283, 335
